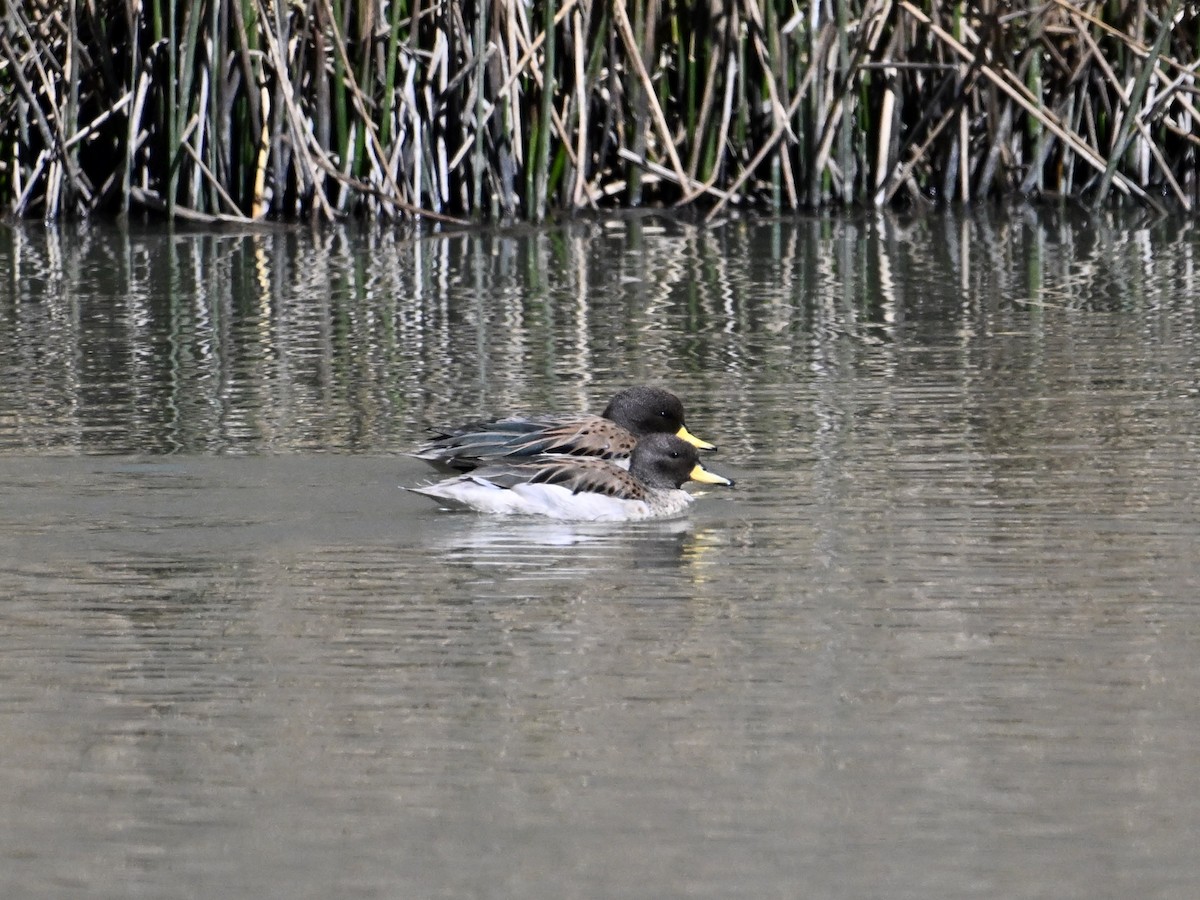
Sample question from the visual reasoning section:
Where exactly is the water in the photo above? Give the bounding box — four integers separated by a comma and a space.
2, 209, 1199, 898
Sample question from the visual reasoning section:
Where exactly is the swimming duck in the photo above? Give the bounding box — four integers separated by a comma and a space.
408, 433, 734, 522
411, 385, 716, 472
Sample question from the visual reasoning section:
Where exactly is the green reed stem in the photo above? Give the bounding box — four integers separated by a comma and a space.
534, 0, 556, 221
471, 0, 488, 214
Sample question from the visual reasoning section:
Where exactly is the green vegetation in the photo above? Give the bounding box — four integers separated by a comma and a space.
2, 0, 1196, 222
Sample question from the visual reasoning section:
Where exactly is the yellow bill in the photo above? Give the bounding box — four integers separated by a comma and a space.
676, 424, 717, 452
689, 463, 734, 487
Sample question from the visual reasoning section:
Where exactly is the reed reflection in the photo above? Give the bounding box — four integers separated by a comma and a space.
1, 211, 1197, 460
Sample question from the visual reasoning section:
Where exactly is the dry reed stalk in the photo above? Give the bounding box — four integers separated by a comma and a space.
705, 25, 838, 221
1068, 14, 1191, 210
570, 8, 593, 209
316, 0, 419, 216
897, 1, 1157, 207
611, 0, 689, 194
1095, 0, 1184, 205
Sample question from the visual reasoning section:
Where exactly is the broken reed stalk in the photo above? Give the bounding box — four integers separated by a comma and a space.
2, 0, 1197, 222
1094, 0, 1184, 206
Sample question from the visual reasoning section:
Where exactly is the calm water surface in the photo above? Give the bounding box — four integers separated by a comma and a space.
2, 210, 1199, 898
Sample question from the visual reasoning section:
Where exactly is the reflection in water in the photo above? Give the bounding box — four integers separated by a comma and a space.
424, 516, 730, 598
2, 211, 1200, 899
3, 211, 1197, 458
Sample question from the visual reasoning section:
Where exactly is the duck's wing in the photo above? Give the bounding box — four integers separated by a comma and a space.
414, 414, 637, 467
473, 456, 651, 501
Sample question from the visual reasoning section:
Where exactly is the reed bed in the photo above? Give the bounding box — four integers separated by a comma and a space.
2, 0, 1197, 222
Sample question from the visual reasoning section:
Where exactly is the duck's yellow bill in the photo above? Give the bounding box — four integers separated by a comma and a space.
676, 425, 717, 451
689, 463, 734, 487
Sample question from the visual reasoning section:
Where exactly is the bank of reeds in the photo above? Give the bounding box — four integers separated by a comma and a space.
2, 0, 1196, 222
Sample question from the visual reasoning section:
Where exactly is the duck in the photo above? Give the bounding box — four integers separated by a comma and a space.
411, 385, 716, 473
407, 433, 734, 522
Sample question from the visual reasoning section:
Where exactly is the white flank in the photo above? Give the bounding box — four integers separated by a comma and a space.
410, 479, 695, 522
